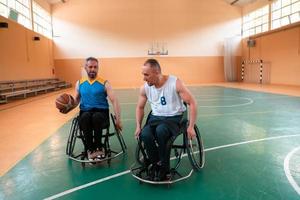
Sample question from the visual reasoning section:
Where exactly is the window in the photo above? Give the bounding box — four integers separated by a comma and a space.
242, 5, 269, 37
271, 0, 300, 29
0, 0, 31, 29
0, 0, 52, 39
242, 0, 300, 37
0, 0, 8, 18
32, 1, 52, 38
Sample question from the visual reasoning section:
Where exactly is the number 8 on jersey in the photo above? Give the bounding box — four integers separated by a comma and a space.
160, 96, 167, 105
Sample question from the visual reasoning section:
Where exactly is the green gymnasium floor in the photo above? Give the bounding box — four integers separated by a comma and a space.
1, 86, 300, 200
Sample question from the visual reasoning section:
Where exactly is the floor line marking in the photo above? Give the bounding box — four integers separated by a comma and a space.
284, 146, 300, 195
44, 170, 131, 200
118, 95, 255, 108
44, 134, 300, 200
121, 110, 287, 121
197, 97, 253, 108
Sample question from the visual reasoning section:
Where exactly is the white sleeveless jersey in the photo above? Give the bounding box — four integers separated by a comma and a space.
144, 75, 186, 116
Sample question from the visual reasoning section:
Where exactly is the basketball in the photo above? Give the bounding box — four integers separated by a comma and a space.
55, 93, 75, 112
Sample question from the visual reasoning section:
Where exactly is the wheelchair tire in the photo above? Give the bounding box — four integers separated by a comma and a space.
110, 114, 127, 152
186, 124, 205, 170
66, 117, 79, 156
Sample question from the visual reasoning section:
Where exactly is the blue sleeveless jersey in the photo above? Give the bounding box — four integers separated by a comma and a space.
79, 77, 109, 111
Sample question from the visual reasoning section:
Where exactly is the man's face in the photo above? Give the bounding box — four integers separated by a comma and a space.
85, 60, 98, 79
142, 64, 159, 86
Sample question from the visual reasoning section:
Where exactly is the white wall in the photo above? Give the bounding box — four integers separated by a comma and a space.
51, 0, 242, 58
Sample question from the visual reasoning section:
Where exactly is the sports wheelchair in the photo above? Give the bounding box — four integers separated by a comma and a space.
130, 107, 205, 185
66, 113, 127, 167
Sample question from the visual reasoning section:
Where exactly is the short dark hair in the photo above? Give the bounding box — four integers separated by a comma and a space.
85, 57, 98, 65
144, 58, 161, 72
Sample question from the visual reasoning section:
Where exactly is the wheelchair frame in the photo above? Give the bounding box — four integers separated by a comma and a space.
130, 113, 205, 185
66, 113, 127, 167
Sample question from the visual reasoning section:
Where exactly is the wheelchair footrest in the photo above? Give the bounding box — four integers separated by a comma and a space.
68, 150, 125, 163
130, 164, 193, 185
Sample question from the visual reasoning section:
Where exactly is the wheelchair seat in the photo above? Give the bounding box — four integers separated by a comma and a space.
66, 113, 127, 167
130, 105, 205, 185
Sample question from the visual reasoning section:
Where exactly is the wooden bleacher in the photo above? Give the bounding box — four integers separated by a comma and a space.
0, 78, 72, 103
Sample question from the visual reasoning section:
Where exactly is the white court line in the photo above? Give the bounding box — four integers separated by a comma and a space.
194, 95, 294, 100
198, 110, 275, 117
121, 110, 279, 121
44, 134, 300, 200
118, 95, 254, 107
197, 97, 253, 108
194, 94, 229, 97
284, 146, 300, 195
197, 98, 241, 101
118, 93, 298, 106
251, 96, 294, 100
44, 170, 130, 200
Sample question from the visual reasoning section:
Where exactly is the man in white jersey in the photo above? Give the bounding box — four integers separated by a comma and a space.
135, 59, 197, 181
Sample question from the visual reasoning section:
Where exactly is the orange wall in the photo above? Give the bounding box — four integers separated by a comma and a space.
52, 0, 242, 58
241, 1, 300, 86
0, 16, 54, 81
51, 0, 243, 87
54, 56, 226, 88
241, 26, 300, 85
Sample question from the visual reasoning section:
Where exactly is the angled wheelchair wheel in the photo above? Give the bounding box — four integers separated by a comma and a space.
66, 117, 80, 156
186, 124, 205, 170
110, 114, 127, 152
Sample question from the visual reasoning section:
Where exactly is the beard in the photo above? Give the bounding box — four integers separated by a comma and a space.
88, 72, 97, 79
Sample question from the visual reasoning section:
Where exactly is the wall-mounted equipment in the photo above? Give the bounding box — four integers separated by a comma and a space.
33, 36, 40, 41
247, 39, 256, 47
0, 22, 8, 28
9, 9, 18, 22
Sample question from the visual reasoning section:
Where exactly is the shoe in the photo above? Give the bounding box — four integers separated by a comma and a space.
157, 167, 171, 181
95, 149, 105, 159
136, 167, 146, 178
145, 164, 157, 181
87, 150, 97, 160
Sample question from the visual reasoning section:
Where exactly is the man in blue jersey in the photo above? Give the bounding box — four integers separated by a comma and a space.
135, 59, 197, 181
63, 57, 122, 160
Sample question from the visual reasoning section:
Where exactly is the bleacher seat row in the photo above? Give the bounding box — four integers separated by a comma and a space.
0, 78, 72, 103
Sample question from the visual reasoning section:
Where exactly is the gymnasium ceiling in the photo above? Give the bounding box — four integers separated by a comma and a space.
46, 0, 65, 4
46, 0, 259, 7
223, 0, 258, 6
